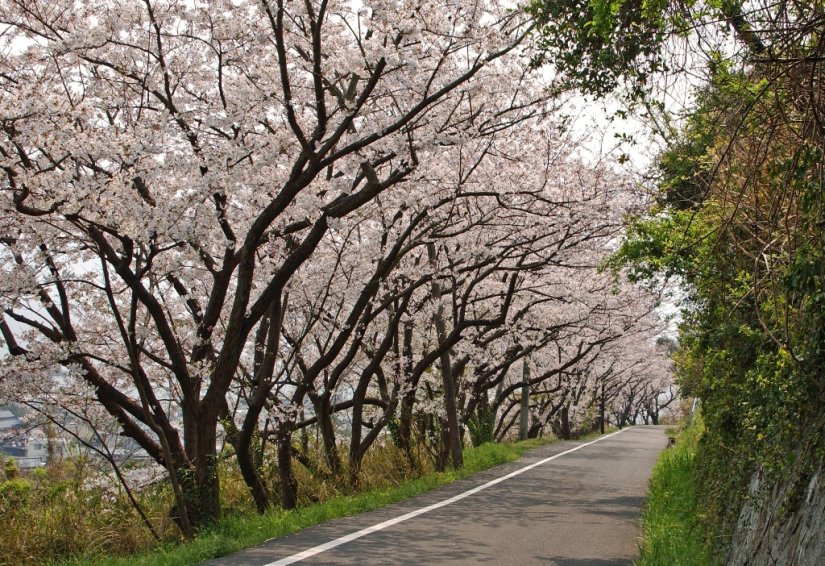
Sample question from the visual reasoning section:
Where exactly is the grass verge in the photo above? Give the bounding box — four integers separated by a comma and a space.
61, 437, 553, 566
637, 415, 715, 565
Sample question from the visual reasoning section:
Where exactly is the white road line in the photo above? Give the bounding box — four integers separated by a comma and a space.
263, 428, 628, 565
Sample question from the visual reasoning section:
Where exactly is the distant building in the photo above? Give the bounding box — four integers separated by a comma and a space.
0, 407, 44, 468
0, 408, 26, 446
0, 409, 23, 433
1, 405, 150, 470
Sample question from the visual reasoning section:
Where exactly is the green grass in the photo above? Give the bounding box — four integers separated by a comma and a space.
60, 437, 553, 566
637, 416, 716, 566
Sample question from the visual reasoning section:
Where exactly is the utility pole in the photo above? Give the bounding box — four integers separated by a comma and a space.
519, 358, 530, 440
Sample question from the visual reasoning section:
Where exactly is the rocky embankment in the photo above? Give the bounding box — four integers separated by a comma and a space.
728, 436, 825, 565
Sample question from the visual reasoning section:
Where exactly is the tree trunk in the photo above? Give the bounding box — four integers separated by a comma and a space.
428, 243, 463, 469
396, 323, 417, 468
235, 428, 270, 513
397, 390, 417, 468
314, 392, 341, 476
559, 404, 571, 440
348, 443, 364, 487
179, 418, 221, 530
438, 417, 451, 471
233, 294, 283, 512
438, 348, 463, 468
651, 396, 661, 425
349, 399, 365, 486
235, 383, 272, 513
277, 428, 297, 509
178, 463, 220, 530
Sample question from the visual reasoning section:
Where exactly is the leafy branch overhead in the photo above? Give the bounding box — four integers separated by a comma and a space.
529, 0, 672, 98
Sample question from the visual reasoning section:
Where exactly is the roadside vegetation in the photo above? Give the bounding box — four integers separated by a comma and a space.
637, 413, 715, 566
598, 0, 824, 558
2, 437, 552, 565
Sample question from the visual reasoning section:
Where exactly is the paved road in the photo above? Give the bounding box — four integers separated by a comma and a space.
205, 426, 668, 566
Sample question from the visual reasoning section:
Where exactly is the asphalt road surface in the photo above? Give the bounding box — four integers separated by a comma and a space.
205, 426, 668, 566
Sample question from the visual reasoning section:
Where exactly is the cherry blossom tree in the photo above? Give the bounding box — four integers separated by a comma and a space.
0, 0, 538, 529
